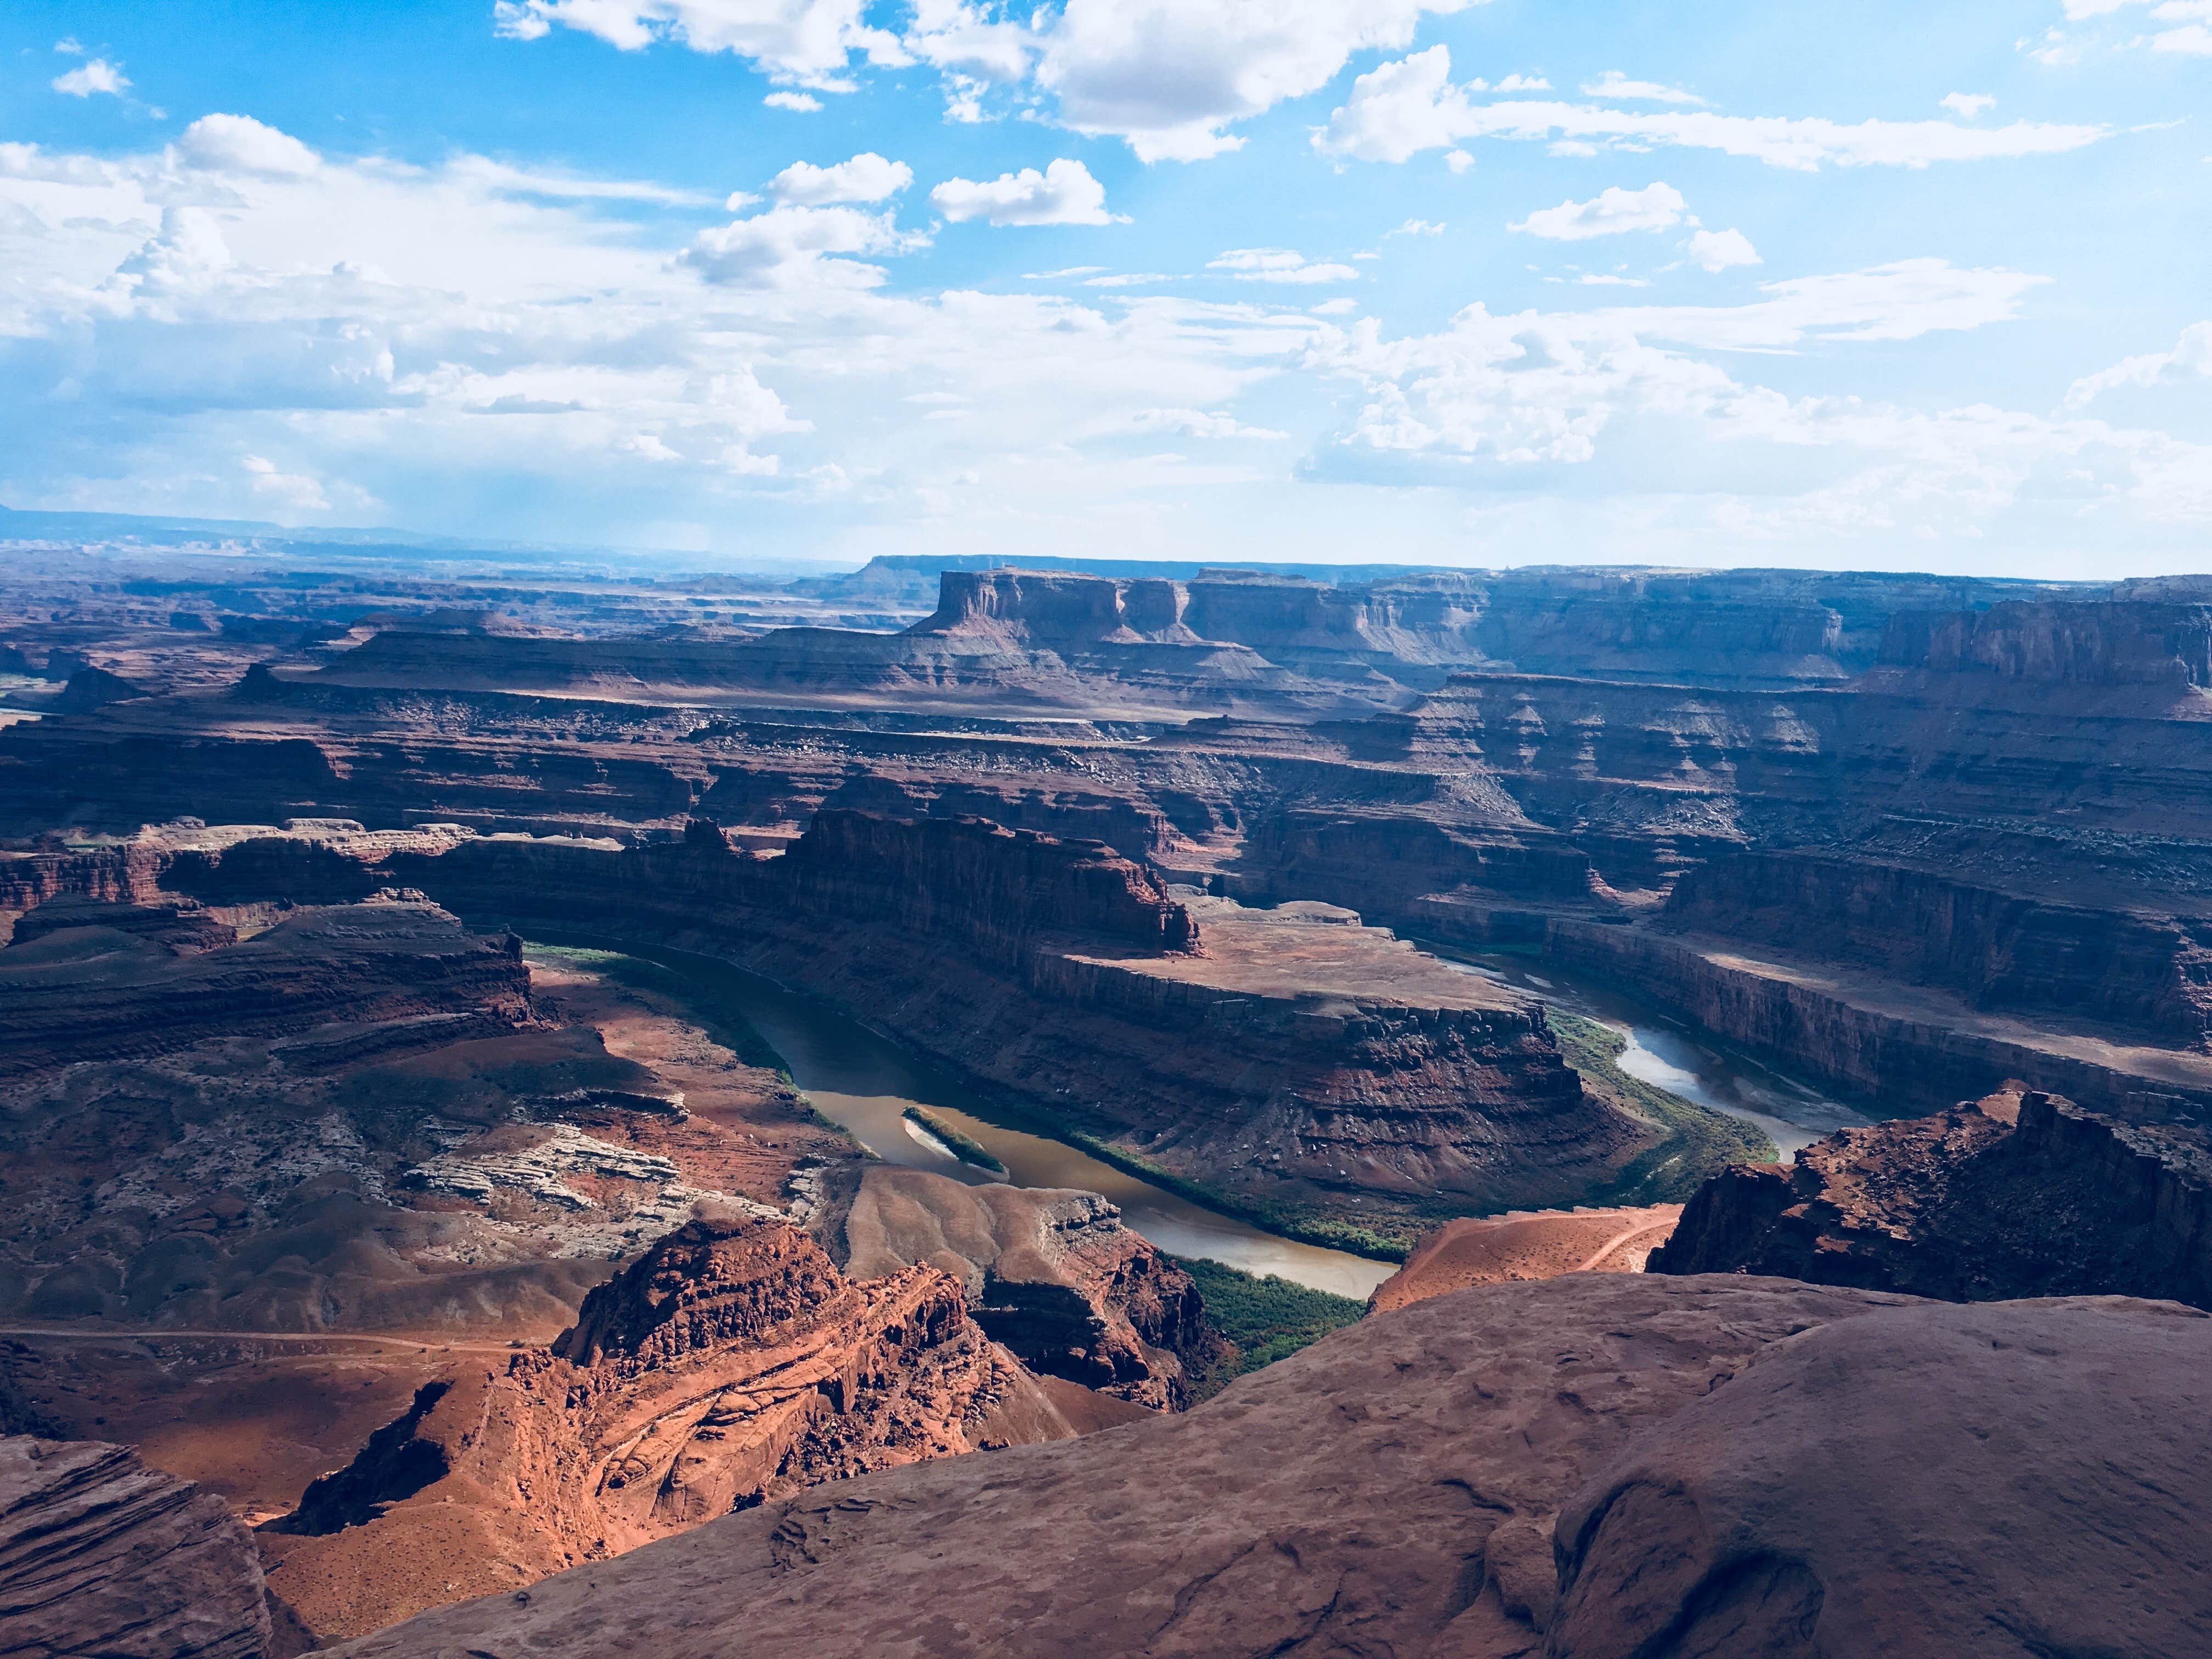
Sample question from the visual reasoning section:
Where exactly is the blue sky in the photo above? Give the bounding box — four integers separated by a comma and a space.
1, 1, 2207, 574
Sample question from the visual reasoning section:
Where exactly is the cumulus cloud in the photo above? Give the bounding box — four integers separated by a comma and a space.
765, 91, 824, 111
1581, 70, 1703, 104
929, 158, 1121, 225
490, 0, 901, 88
1942, 92, 1997, 117
1688, 227, 1762, 271
1510, 183, 1685, 239
1317, 46, 2107, 168
769, 152, 912, 204
2066, 320, 2212, 405
174, 114, 321, 178
52, 58, 129, 98
679, 202, 925, 286
1032, 0, 1481, 162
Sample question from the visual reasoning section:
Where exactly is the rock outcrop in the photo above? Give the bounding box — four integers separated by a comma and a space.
1880, 597, 2212, 686
0, 1436, 276, 1659
1367, 1203, 1681, 1313
841, 1167, 1229, 1408
321, 1274, 2212, 1659
1549, 1296, 2212, 1657
257, 1211, 1082, 1640
0, 899, 531, 1080
1650, 1088, 2212, 1307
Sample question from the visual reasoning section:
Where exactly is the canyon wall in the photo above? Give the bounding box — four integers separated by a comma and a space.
1663, 849, 2212, 1043
1881, 598, 2212, 686
1651, 1090, 2212, 1307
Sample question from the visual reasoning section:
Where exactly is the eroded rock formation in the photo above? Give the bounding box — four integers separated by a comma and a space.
841, 1167, 1228, 1409
257, 1211, 1081, 1640
1651, 1088, 2212, 1306
0, 1436, 276, 1659
1367, 1203, 1681, 1313
318, 1274, 2212, 1659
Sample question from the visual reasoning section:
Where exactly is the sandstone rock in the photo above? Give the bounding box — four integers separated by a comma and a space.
1651, 1088, 2212, 1307
0, 1436, 273, 1659
258, 1212, 1080, 1640
0, 900, 531, 1081
1549, 1296, 2212, 1657
842, 1167, 1230, 1408
1368, 1203, 1681, 1312
324, 1274, 1928, 1659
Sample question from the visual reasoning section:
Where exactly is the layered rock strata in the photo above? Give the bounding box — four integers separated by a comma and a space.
366, 816, 1651, 1226
1651, 1088, 2212, 1307
257, 1212, 1081, 1640
841, 1167, 1229, 1409
323, 1275, 2212, 1659
0, 900, 531, 1081
0, 1436, 276, 1659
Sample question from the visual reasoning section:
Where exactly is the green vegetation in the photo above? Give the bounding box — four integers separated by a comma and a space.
1171, 1254, 1369, 1400
1548, 1009, 1775, 1203
901, 1105, 1007, 1174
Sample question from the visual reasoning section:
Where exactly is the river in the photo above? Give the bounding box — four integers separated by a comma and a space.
533, 937, 1398, 1300
1423, 943, 1872, 1157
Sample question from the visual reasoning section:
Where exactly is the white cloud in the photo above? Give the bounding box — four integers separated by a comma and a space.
54, 37, 84, 55
53, 58, 129, 98
769, 152, 912, 205
1208, 248, 1360, 284
1032, 0, 1482, 162
1132, 407, 1288, 439
1311, 297, 1359, 314
929, 158, 1121, 225
1581, 70, 1704, 105
241, 454, 330, 512
1572, 274, 1649, 286
1688, 227, 1761, 271
1084, 272, 1176, 286
1510, 183, 1685, 240
2066, 321, 2212, 405
1942, 92, 1997, 118
1296, 261, 2212, 547
174, 114, 321, 178
1024, 265, 1107, 278
490, 0, 901, 88
2049, 0, 2212, 57
1444, 148, 1475, 172
679, 203, 926, 287
112, 207, 234, 298
1496, 74, 1549, 91
1389, 217, 1446, 236
1318, 45, 2106, 169
765, 91, 824, 111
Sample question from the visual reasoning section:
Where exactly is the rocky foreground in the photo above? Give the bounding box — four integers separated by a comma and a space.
321, 1273, 2212, 1659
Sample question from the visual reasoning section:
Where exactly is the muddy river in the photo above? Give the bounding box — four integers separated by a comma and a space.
539, 937, 1398, 1299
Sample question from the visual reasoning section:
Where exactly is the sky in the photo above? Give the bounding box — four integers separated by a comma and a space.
0, 1, 2208, 575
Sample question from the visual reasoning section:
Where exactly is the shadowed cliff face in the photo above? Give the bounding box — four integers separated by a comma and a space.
1651, 1088, 2212, 1307
255, 1212, 1083, 1643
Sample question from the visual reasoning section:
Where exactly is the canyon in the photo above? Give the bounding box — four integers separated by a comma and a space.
9, 539, 2212, 1656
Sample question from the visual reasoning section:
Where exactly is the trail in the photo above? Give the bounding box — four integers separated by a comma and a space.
0, 1325, 524, 1355
1573, 1220, 1678, 1274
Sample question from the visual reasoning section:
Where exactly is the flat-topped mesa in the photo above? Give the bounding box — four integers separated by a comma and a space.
259, 1212, 1079, 1641
1651, 1088, 2212, 1307
911, 568, 1206, 647
781, 809, 1201, 964
1880, 598, 2212, 687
